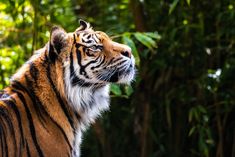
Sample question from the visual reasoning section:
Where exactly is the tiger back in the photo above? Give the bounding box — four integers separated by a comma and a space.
0, 20, 135, 157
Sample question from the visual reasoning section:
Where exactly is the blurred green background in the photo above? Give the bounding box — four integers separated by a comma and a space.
1, 0, 235, 157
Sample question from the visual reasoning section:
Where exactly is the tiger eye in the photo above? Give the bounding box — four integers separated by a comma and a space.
90, 46, 96, 50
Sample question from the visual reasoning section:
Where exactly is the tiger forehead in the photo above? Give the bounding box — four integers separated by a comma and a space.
75, 31, 110, 42
96, 31, 110, 40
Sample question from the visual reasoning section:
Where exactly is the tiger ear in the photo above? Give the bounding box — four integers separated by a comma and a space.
76, 19, 92, 31
49, 26, 67, 61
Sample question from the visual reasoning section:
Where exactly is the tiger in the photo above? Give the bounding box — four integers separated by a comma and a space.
0, 20, 135, 157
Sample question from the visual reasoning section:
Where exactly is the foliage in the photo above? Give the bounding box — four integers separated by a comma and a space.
1, 0, 235, 157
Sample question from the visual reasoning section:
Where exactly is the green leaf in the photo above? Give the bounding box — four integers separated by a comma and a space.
188, 109, 193, 122
169, 0, 179, 14
144, 32, 161, 40
186, 0, 190, 5
111, 84, 122, 96
134, 32, 157, 50
124, 85, 133, 96
188, 126, 196, 136
198, 105, 207, 114
122, 35, 140, 66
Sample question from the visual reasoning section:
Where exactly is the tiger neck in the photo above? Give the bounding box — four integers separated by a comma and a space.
66, 82, 110, 157
64, 63, 110, 156
64, 66, 110, 130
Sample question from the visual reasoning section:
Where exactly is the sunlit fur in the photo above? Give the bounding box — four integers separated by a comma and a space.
0, 20, 135, 157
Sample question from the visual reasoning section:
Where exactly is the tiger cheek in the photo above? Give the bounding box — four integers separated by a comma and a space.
103, 40, 117, 58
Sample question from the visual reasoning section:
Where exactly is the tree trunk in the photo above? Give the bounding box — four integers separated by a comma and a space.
129, 0, 147, 32
129, 1, 151, 157
93, 121, 112, 157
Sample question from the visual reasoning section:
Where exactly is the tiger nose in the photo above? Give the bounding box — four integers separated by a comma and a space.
121, 47, 131, 58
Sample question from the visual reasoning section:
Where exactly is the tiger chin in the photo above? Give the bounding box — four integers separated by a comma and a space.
0, 20, 135, 157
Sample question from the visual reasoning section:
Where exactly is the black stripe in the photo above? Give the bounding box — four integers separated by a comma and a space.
76, 48, 89, 78
0, 104, 16, 157
106, 57, 123, 67
73, 34, 76, 44
2, 121, 8, 157
19, 138, 24, 157
83, 57, 99, 69
118, 64, 130, 72
104, 57, 115, 67
91, 56, 106, 70
69, 49, 75, 78
4, 99, 25, 156
94, 34, 100, 43
29, 63, 39, 81
69, 52, 92, 87
45, 64, 74, 149
13, 90, 44, 157
85, 40, 93, 44
25, 140, 31, 157
11, 81, 26, 92
49, 43, 57, 63
92, 34, 98, 43
71, 76, 94, 87
0, 125, 3, 156
0, 117, 7, 157
46, 64, 76, 129
53, 40, 63, 54
4, 99, 24, 145
24, 75, 47, 127
75, 43, 82, 48
110, 60, 127, 69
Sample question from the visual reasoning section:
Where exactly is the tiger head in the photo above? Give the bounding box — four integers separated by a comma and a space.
49, 20, 135, 87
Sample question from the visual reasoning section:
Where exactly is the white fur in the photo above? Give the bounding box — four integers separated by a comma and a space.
72, 129, 82, 157
64, 62, 110, 157
117, 55, 136, 84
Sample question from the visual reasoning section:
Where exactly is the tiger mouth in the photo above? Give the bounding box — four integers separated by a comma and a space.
109, 72, 119, 82
103, 63, 135, 83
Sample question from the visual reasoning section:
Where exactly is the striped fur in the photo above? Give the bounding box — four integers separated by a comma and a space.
0, 20, 135, 157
